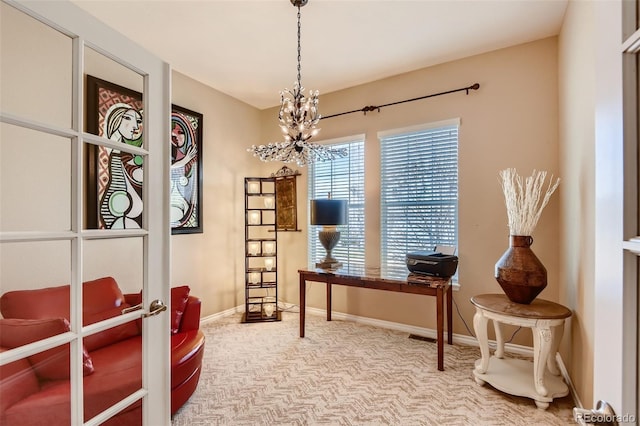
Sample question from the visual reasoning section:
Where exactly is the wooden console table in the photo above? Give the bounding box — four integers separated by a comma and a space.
471, 294, 572, 409
298, 268, 452, 371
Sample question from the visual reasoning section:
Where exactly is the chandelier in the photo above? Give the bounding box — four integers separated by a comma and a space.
248, 0, 347, 167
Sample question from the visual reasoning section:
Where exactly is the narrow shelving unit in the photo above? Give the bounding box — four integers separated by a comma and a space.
242, 177, 281, 323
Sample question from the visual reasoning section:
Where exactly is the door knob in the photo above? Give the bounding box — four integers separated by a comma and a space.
143, 299, 167, 318
122, 303, 143, 314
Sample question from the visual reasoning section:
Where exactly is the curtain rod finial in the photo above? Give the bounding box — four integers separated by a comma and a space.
465, 83, 480, 94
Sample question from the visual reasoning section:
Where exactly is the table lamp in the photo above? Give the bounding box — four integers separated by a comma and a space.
310, 197, 348, 270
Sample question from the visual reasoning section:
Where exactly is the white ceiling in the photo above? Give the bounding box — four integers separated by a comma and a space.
72, 0, 568, 110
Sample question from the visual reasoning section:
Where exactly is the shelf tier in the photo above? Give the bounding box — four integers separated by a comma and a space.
242, 296, 281, 323
242, 310, 281, 323
473, 357, 569, 408
246, 267, 277, 273
246, 282, 277, 289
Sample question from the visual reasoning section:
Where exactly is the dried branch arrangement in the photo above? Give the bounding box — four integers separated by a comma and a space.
499, 168, 560, 236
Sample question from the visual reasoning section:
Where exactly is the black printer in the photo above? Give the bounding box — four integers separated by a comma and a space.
406, 251, 458, 278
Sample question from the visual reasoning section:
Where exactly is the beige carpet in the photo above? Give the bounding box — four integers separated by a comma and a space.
171, 311, 575, 425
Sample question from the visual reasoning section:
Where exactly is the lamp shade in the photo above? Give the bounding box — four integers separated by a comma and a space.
310, 199, 348, 226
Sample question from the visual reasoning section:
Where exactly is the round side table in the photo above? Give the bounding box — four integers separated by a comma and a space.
470, 294, 572, 410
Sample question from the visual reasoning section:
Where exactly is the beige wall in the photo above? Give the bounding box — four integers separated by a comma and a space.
170, 70, 264, 316
558, 0, 596, 407
261, 37, 561, 349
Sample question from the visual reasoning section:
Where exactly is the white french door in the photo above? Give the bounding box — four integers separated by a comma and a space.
0, 1, 170, 425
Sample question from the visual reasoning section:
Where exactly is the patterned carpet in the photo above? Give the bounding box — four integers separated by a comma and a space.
171, 311, 575, 425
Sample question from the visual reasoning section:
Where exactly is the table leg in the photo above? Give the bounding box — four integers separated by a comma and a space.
436, 286, 444, 371
546, 323, 564, 376
493, 321, 505, 359
532, 323, 553, 398
299, 274, 306, 338
446, 285, 453, 345
326, 281, 332, 321
473, 307, 490, 375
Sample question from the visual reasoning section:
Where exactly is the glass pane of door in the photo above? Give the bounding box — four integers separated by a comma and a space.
0, 240, 73, 425
0, 2, 72, 129
1, 123, 72, 232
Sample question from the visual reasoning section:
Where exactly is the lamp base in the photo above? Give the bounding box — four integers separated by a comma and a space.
316, 260, 343, 271
316, 229, 343, 271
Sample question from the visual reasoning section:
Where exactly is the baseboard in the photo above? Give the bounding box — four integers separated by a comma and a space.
200, 305, 244, 324
200, 304, 581, 420
556, 352, 584, 424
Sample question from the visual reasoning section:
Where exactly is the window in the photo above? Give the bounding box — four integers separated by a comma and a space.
308, 138, 365, 270
379, 120, 459, 278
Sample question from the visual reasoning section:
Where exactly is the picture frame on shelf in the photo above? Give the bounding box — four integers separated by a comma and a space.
271, 166, 301, 231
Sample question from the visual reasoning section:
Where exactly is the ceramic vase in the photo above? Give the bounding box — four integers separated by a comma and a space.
494, 235, 547, 304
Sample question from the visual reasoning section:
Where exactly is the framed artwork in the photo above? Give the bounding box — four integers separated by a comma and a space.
86, 75, 144, 230
271, 166, 300, 231
86, 76, 204, 233
170, 105, 203, 234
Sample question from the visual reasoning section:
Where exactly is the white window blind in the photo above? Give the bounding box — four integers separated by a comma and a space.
308, 139, 365, 270
380, 122, 459, 278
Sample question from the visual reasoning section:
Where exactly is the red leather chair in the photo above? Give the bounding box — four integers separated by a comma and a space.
0, 278, 205, 425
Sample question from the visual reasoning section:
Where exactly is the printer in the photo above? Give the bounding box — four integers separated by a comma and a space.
406, 250, 458, 278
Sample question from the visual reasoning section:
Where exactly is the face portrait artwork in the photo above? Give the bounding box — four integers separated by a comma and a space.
170, 110, 199, 230
98, 100, 144, 229
107, 106, 143, 142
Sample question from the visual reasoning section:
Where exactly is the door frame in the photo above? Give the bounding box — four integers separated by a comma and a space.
593, 0, 638, 419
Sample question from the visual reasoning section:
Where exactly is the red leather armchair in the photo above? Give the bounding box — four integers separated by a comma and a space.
0, 277, 205, 425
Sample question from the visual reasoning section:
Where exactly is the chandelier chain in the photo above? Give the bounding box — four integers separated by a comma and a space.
296, 6, 302, 88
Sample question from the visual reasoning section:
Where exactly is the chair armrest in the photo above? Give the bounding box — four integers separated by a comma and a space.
178, 296, 201, 332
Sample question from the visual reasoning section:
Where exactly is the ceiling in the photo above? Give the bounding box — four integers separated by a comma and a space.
72, 0, 568, 110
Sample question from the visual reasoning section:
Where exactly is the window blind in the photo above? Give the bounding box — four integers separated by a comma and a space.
380, 123, 459, 279
308, 139, 365, 269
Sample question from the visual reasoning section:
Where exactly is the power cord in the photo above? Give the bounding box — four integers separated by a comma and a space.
276, 281, 315, 313
452, 295, 476, 337
277, 301, 299, 313
452, 294, 521, 344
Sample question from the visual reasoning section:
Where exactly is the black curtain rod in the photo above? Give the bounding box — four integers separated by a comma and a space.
321, 83, 480, 120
